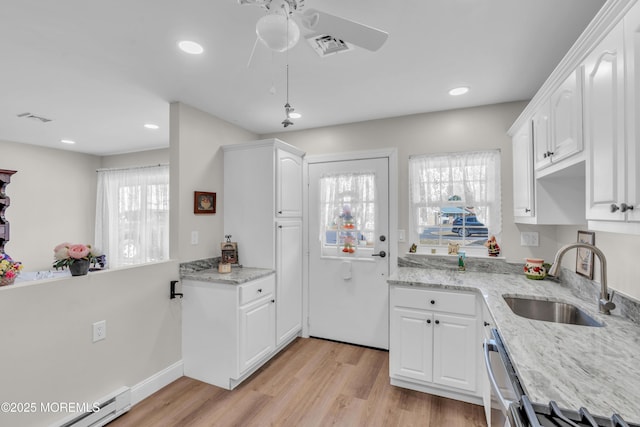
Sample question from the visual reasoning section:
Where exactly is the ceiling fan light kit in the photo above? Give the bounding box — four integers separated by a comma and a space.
239, 0, 389, 127
256, 13, 300, 52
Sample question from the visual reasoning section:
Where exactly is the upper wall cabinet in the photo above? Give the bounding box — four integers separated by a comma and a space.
276, 149, 303, 218
533, 70, 584, 172
512, 122, 535, 218
586, 1, 640, 232
583, 20, 630, 223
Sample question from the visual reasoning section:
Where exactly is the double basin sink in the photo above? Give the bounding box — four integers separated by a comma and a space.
503, 295, 603, 327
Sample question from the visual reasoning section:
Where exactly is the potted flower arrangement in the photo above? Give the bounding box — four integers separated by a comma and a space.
53, 242, 105, 276
0, 253, 23, 286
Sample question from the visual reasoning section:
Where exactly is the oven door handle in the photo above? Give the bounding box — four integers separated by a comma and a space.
483, 338, 514, 411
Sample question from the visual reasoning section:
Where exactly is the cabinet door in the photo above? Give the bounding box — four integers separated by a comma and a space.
625, 3, 640, 223
432, 313, 477, 392
584, 21, 626, 221
276, 220, 302, 347
549, 70, 583, 164
533, 101, 552, 170
276, 149, 303, 217
238, 296, 275, 376
512, 122, 535, 217
389, 307, 433, 383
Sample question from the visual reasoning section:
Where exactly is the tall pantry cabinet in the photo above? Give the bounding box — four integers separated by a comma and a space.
223, 139, 305, 349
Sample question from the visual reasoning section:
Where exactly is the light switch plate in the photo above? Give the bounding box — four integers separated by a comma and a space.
520, 231, 539, 247
398, 229, 406, 242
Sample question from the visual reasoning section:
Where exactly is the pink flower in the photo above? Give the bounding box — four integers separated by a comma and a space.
5, 270, 16, 279
68, 244, 90, 259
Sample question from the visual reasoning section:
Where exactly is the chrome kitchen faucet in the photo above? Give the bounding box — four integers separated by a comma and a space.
547, 242, 616, 315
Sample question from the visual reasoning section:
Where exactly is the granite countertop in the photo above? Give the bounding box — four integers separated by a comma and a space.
388, 266, 640, 423
180, 267, 274, 285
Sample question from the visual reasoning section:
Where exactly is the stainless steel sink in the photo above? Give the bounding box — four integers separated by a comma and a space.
503, 296, 604, 327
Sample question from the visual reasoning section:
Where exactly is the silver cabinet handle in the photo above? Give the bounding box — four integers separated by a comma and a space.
611, 204, 620, 213
621, 203, 635, 212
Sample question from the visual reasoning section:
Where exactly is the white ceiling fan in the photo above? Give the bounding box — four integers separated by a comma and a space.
238, 0, 389, 56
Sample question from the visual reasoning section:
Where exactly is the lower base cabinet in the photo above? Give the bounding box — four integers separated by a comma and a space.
389, 285, 482, 404
183, 274, 291, 390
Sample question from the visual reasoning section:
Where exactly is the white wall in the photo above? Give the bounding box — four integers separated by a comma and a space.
2, 140, 100, 271
100, 148, 169, 169
170, 102, 258, 262
263, 101, 559, 263
0, 140, 180, 427
0, 261, 181, 427
557, 226, 640, 300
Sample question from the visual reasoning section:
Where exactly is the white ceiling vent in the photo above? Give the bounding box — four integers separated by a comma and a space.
306, 34, 353, 57
17, 112, 53, 123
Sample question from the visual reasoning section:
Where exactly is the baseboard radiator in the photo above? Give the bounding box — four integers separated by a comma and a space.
57, 386, 131, 427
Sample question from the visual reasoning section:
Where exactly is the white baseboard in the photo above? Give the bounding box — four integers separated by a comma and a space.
131, 360, 184, 405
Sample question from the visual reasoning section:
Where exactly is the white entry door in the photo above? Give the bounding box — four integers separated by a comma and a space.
308, 156, 390, 349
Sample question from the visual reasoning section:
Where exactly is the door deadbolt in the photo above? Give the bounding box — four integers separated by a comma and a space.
379, 235, 386, 242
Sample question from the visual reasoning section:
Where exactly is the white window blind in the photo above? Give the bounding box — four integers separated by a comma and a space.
95, 164, 169, 268
409, 150, 501, 248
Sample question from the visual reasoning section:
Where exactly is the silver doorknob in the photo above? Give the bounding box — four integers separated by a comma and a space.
372, 251, 386, 258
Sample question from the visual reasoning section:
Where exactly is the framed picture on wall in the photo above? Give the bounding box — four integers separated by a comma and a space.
576, 230, 595, 279
194, 191, 216, 214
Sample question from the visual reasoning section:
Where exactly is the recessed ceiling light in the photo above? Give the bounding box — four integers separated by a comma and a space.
178, 40, 204, 55
60, 139, 75, 144
449, 86, 470, 96
144, 123, 159, 130
289, 112, 301, 119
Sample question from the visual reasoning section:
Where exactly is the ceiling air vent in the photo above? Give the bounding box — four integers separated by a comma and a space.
17, 112, 53, 123
306, 35, 353, 57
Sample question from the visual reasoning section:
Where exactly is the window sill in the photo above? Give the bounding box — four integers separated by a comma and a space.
407, 250, 505, 260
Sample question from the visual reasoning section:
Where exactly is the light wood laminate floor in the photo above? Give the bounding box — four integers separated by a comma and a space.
108, 337, 486, 427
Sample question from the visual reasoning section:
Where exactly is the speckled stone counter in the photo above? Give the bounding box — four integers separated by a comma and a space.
181, 267, 274, 285
388, 266, 640, 423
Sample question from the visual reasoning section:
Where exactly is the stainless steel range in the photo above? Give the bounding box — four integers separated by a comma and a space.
485, 329, 639, 427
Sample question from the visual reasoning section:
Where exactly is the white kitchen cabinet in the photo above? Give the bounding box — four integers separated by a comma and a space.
223, 139, 305, 350
275, 219, 302, 347
532, 101, 551, 170
584, 4, 640, 232
390, 285, 480, 404
182, 274, 276, 390
512, 117, 586, 225
512, 121, 535, 218
276, 149, 303, 217
534, 70, 584, 171
584, 20, 627, 223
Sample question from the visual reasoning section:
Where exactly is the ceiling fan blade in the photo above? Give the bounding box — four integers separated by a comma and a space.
301, 8, 388, 51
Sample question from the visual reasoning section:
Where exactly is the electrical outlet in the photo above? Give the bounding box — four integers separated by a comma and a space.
520, 231, 539, 247
93, 320, 106, 342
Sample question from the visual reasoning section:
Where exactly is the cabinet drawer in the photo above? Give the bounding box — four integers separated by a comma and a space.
392, 286, 476, 316
239, 275, 275, 306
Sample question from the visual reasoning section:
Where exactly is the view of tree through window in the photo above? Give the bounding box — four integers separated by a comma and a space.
409, 150, 501, 249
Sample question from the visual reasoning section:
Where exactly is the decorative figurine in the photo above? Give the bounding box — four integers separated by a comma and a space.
448, 241, 460, 255
458, 251, 466, 271
409, 243, 417, 253
485, 235, 500, 257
